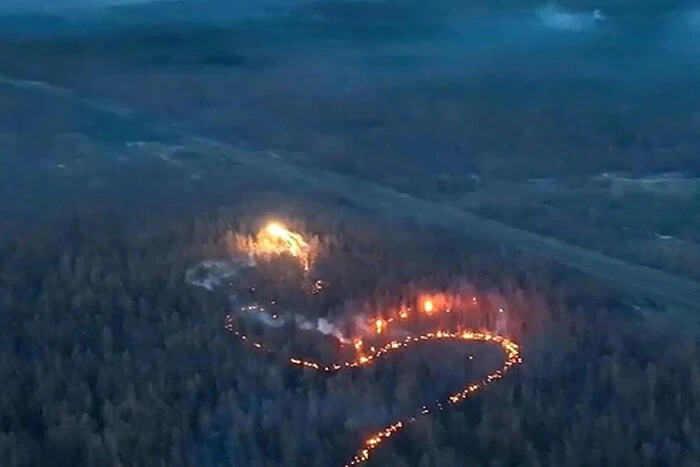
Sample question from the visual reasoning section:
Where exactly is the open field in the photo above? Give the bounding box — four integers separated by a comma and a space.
2, 1, 700, 281
2, 71, 698, 313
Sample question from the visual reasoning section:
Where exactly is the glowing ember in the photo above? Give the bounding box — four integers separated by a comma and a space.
225, 311, 522, 466
375, 318, 385, 335
311, 279, 326, 294
221, 223, 523, 466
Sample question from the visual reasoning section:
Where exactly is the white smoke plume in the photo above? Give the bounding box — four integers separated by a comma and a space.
237, 303, 286, 328
235, 300, 353, 343
185, 259, 255, 291
314, 317, 351, 343
186, 256, 355, 342
536, 4, 606, 32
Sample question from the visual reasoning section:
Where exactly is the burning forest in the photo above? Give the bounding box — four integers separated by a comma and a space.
186, 220, 523, 466
3, 204, 698, 467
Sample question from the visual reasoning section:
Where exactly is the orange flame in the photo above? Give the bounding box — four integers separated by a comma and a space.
224, 228, 522, 467
375, 319, 385, 335
225, 309, 523, 467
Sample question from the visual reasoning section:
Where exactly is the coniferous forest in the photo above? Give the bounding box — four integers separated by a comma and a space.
2, 2, 700, 466
1, 193, 699, 467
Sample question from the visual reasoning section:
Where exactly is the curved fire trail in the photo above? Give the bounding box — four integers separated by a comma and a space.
191, 221, 523, 466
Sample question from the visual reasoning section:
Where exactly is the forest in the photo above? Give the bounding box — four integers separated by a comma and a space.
0, 196, 698, 467
2, 2, 700, 465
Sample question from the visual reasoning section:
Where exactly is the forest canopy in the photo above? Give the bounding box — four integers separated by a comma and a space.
0, 202, 698, 467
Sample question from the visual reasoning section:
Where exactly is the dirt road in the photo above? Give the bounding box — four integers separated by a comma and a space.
2, 72, 698, 310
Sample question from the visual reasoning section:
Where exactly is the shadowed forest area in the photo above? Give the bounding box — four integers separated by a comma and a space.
1, 1, 700, 467
1, 200, 699, 467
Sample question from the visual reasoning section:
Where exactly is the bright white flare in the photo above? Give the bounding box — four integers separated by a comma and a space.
235, 221, 315, 271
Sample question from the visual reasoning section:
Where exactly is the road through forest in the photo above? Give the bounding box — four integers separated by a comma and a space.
2, 72, 699, 312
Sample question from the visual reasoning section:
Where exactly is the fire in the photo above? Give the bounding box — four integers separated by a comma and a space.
222, 223, 522, 467
236, 221, 315, 271
311, 279, 326, 294
226, 310, 522, 467
375, 318, 385, 335
413, 292, 483, 317
262, 222, 309, 267
265, 222, 287, 237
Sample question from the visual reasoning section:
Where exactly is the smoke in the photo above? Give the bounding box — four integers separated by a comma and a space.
237, 303, 286, 327
188, 259, 355, 343
312, 317, 351, 343
667, 7, 700, 53
185, 258, 254, 291
186, 255, 514, 349
535, 4, 607, 32
235, 300, 354, 342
